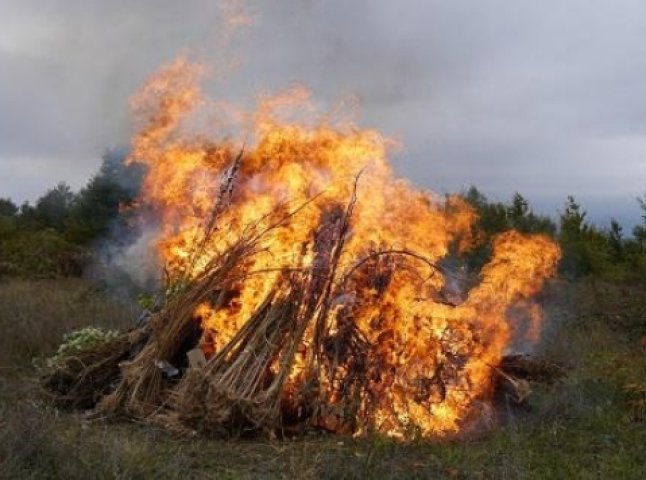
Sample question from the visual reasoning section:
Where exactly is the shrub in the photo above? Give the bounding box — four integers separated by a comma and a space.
0, 229, 85, 278
48, 326, 120, 368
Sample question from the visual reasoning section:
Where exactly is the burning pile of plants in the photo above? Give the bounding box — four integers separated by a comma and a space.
43, 58, 561, 439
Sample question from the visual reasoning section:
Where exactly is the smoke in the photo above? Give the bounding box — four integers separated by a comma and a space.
82, 2, 256, 291
107, 224, 162, 289
85, 201, 163, 299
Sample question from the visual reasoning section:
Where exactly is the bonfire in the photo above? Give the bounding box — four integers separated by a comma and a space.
44, 58, 561, 439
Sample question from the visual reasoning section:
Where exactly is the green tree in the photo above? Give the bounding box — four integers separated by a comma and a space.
461, 186, 509, 271
0, 149, 143, 278
464, 186, 509, 236
461, 187, 556, 272
560, 196, 586, 238
507, 192, 556, 235
558, 196, 611, 277
607, 218, 623, 262
0, 198, 18, 217
0, 198, 18, 241
33, 182, 75, 231
633, 194, 646, 253
507, 192, 529, 224
65, 149, 142, 244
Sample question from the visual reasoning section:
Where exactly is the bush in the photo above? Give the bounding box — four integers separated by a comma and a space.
0, 229, 85, 278
48, 326, 120, 368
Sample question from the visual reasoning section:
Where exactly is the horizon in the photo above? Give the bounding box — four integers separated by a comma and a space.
4, 149, 643, 233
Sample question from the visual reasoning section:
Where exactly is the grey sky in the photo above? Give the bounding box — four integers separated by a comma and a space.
1, 1, 645, 227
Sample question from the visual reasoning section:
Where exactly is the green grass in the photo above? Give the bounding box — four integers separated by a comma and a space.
0, 278, 645, 479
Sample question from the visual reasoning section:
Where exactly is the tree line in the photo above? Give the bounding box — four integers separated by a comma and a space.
0, 153, 645, 281
462, 186, 646, 280
0, 150, 142, 277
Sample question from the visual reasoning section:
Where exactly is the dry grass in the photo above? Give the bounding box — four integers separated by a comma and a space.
1, 278, 645, 479
0, 278, 137, 368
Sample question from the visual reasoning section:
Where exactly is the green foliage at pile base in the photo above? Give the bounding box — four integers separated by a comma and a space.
47, 326, 120, 368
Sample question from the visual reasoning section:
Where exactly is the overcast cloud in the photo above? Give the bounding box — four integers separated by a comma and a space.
1, 0, 645, 227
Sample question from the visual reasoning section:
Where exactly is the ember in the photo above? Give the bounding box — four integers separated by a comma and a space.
44, 57, 560, 439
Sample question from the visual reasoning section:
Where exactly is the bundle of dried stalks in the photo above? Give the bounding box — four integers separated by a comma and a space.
96, 235, 263, 419
41, 328, 148, 409
90, 170, 332, 428
492, 355, 566, 406
154, 196, 357, 436
499, 355, 566, 384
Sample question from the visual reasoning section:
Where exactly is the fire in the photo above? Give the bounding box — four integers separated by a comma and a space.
127, 57, 560, 437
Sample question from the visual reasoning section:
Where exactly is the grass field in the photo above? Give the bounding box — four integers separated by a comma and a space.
0, 278, 644, 479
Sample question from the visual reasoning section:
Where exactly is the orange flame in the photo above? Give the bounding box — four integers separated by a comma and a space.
128, 58, 560, 437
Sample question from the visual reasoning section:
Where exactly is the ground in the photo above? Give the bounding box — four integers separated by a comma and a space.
0, 278, 644, 479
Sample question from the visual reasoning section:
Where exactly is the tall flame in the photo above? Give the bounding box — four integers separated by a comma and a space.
128, 58, 560, 437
